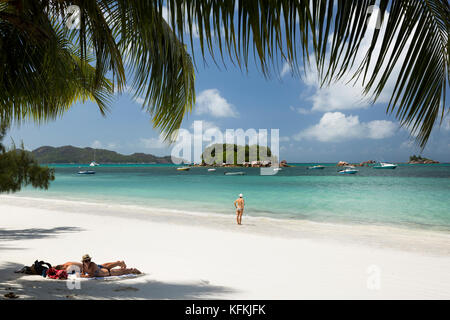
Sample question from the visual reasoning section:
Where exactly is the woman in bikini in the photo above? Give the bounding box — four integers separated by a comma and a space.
55, 254, 141, 277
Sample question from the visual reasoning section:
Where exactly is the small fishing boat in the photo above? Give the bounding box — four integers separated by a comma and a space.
338, 168, 358, 174
207, 168, 217, 172
224, 171, 246, 176
177, 167, 190, 171
78, 170, 96, 175
308, 165, 325, 170
373, 162, 397, 169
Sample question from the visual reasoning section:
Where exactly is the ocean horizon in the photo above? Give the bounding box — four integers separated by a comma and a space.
10, 163, 450, 233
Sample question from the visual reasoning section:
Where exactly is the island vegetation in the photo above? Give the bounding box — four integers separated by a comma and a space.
28, 146, 177, 164
199, 144, 280, 167
408, 155, 439, 164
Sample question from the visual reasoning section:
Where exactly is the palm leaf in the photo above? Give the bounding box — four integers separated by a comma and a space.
0, 1, 113, 126
165, 0, 449, 148
111, 0, 195, 141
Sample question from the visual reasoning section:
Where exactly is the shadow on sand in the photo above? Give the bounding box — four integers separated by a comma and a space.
0, 227, 82, 250
0, 227, 82, 241
0, 262, 236, 299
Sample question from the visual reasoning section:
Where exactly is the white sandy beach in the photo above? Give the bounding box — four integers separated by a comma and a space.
1, 195, 450, 300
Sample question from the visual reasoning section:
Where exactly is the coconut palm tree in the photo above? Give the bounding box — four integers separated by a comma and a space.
1, 0, 448, 149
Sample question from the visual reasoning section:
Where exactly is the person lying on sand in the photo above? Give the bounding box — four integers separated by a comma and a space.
55, 254, 141, 278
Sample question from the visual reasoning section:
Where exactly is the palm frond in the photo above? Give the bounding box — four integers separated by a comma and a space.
111, 1, 195, 141
165, 0, 449, 148
0, 5, 113, 125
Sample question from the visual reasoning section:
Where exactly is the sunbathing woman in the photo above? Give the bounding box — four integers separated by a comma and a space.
55, 254, 141, 277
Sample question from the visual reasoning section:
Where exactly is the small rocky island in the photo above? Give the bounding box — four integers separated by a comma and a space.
195, 143, 289, 167
408, 155, 439, 164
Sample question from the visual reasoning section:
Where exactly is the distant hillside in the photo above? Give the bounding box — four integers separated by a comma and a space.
31, 146, 177, 164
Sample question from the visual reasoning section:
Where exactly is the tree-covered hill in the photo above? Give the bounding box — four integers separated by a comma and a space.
31, 146, 175, 164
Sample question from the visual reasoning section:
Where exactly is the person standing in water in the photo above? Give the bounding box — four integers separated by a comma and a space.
234, 194, 245, 225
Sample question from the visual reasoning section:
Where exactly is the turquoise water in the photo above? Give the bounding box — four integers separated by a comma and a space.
13, 163, 450, 231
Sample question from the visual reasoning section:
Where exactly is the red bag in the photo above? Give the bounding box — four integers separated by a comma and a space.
46, 267, 68, 280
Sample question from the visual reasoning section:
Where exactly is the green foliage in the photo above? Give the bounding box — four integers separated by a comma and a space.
31, 145, 175, 164
0, 123, 54, 193
0, 0, 195, 141
1, 1, 448, 147
165, 0, 450, 147
409, 155, 431, 162
201, 144, 273, 165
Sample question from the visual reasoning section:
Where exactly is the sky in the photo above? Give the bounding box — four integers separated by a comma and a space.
6, 6, 450, 163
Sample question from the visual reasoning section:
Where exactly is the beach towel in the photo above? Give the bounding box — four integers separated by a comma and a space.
46, 268, 68, 280
67, 273, 144, 281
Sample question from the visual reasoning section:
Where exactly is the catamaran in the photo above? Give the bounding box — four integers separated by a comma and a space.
90, 149, 100, 167
373, 162, 397, 169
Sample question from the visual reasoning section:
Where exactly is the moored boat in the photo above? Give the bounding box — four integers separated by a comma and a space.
338, 168, 358, 174
308, 165, 325, 170
177, 167, 190, 171
78, 170, 96, 175
224, 171, 246, 176
373, 162, 397, 169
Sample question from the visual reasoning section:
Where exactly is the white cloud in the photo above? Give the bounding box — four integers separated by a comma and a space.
91, 140, 119, 150
91, 140, 102, 149
400, 140, 415, 149
302, 6, 407, 113
279, 136, 290, 142
140, 137, 168, 149
190, 120, 219, 131
195, 89, 238, 118
280, 62, 291, 78
106, 142, 118, 149
443, 114, 450, 131
133, 96, 145, 105
290, 106, 311, 115
294, 112, 397, 142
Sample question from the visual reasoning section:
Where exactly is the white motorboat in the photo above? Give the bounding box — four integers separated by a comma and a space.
373, 162, 397, 169
78, 170, 96, 175
224, 171, 246, 176
308, 165, 325, 170
338, 168, 358, 174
